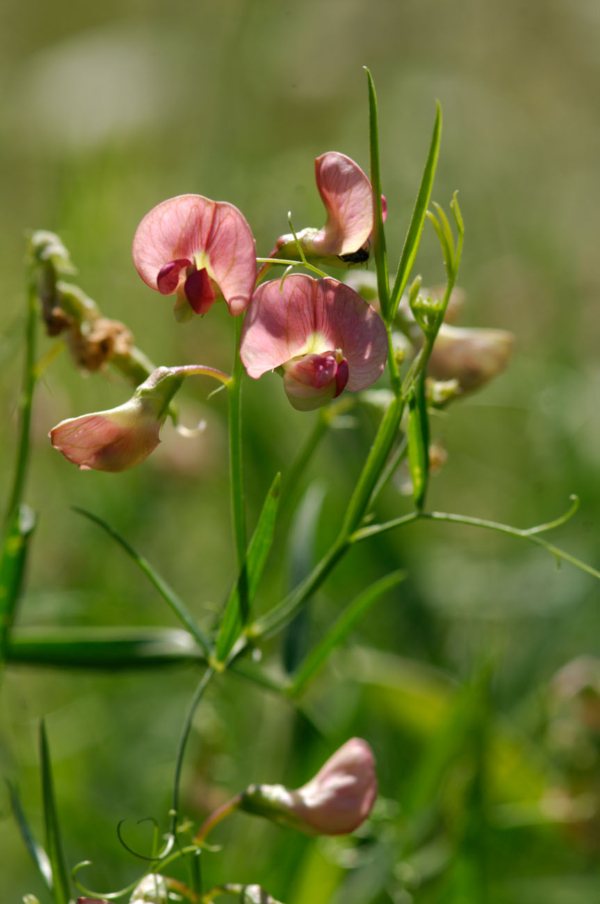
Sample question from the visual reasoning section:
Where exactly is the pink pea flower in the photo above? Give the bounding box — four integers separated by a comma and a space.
132, 194, 256, 322
50, 365, 228, 472
271, 152, 384, 267
240, 274, 388, 411
240, 738, 378, 835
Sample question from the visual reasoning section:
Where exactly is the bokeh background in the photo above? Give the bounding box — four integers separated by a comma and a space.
1, 0, 599, 901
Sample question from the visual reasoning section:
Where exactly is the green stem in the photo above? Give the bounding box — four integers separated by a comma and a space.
341, 394, 404, 537
171, 668, 214, 836
6, 279, 37, 521
228, 317, 247, 596
248, 538, 348, 640
255, 258, 329, 280
351, 510, 600, 581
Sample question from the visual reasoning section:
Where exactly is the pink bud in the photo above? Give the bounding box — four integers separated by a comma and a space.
132, 194, 256, 320
49, 368, 184, 472
270, 153, 376, 267
427, 324, 514, 392
240, 738, 377, 835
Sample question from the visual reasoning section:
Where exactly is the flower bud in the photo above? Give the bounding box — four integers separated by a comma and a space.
427, 324, 514, 393
129, 875, 168, 903
50, 367, 183, 472
240, 738, 377, 835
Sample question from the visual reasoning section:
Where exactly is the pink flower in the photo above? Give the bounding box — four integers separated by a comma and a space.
240, 274, 388, 411
272, 152, 382, 266
240, 738, 378, 835
132, 194, 256, 321
50, 365, 229, 472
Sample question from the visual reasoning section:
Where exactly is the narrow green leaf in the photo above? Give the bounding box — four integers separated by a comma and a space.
390, 102, 442, 318
0, 504, 36, 660
216, 473, 281, 661
407, 374, 430, 511
425, 210, 452, 274
6, 626, 204, 669
431, 201, 455, 263
40, 721, 71, 904
364, 67, 390, 319
290, 570, 406, 696
73, 508, 211, 658
7, 780, 53, 891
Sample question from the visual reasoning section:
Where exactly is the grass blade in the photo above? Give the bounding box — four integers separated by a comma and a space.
364, 67, 390, 319
40, 721, 71, 904
7, 780, 53, 891
290, 570, 406, 697
390, 102, 442, 318
73, 507, 211, 658
6, 626, 204, 669
0, 504, 36, 661
216, 473, 281, 662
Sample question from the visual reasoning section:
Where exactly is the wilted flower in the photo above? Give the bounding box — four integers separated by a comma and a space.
240, 738, 377, 835
50, 365, 228, 472
271, 152, 381, 267
129, 874, 169, 903
132, 194, 256, 321
427, 324, 514, 393
240, 274, 387, 411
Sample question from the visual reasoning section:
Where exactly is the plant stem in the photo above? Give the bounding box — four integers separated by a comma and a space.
194, 794, 242, 844
171, 668, 214, 836
228, 317, 248, 614
6, 279, 37, 522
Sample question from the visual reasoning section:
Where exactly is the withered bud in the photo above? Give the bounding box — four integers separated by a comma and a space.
67, 317, 133, 372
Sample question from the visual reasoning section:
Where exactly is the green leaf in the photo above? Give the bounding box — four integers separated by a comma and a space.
73, 508, 211, 658
407, 374, 430, 511
6, 780, 53, 891
364, 67, 390, 319
290, 570, 406, 696
40, 721, 71, 904
216, 473, 282, 661
0, 504, 36, 661
6, 626, 204, 669
390, 102, 442, 318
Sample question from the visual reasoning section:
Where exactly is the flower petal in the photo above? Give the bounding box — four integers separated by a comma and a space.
240, 275, 387, 392
157, 258, 192, 295
132, 194, 257, 315
311, 153, 374, 256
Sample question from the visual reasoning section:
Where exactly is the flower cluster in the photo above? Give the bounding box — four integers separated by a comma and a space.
50, 151, 512, 472
50, 153, 394, 470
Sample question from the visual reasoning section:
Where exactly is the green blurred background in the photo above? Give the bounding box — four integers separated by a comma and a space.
1, 0, 599, 901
